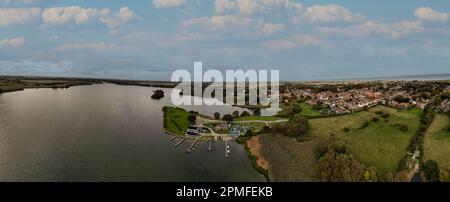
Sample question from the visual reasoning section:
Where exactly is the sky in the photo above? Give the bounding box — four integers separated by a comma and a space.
0, 0, 449, 81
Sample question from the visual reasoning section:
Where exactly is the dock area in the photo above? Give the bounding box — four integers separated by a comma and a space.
174, 137, 188, 147
186, 138, 200, 154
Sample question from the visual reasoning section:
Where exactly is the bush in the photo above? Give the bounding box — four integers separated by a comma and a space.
222, 114, 233, 123
423, 160, 440, 182
399, 124, 409, 131
372, 117, 380, 122
232, 110, 240, 117
240, 111, 251, 117
343, 127, 350, 132
381, 113, 390, 119
360, 121, 370, 129
213, 112, 221, 120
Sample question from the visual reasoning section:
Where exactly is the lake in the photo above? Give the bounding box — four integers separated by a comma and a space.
0, 83, 265, 182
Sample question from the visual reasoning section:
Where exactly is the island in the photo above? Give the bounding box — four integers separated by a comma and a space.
151, 90, 165, 100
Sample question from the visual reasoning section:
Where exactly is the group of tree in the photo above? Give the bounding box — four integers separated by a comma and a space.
315, 138, 380, 182
214, 110, 251, 120
276, 101, 302, 118
272, 116, 309, 138
393, 95, 410, 103
187, 115, 197, 124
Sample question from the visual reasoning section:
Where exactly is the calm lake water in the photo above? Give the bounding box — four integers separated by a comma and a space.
0, 83, 265, 182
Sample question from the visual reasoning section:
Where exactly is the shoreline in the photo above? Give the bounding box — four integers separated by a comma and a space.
244, 135, 271, 182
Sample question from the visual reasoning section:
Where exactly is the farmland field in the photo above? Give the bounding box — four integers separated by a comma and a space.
309, 105, 422, 174
424, 114, 450, 169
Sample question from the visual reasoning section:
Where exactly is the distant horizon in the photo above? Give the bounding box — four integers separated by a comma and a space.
1, 1, 449, 80
1, 72, 450, 83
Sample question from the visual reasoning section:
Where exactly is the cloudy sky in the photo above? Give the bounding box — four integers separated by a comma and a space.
0, 0, 449, 81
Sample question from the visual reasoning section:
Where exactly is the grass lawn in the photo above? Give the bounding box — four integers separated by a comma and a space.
309, 105, 422, 174
234, 116, 288, 122
424, 114, 450, 169
238, 122, 266, 132
162, 106, 196, 135
299, 103, 321, 116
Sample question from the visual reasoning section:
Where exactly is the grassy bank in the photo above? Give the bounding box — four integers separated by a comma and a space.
162, 106, 197, 136
424, 114, 450, 169
309, 105, 422, 174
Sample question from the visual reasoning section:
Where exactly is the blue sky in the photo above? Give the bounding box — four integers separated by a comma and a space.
0, 0, 449, 81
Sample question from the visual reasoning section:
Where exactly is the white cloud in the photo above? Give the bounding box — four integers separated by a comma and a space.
261, 34, 324, 50
182, 15, 282, 36
0, 37, 26, 47
0, 0, 49, 6
55, 43, 117, 51
153, 0, 186, 9
0, 7, 41, 27
42, 6, 137, 28
48, 35, 59, 41
318, 21, 423, 38
298, 4, 363, 24
261, 39, 296, 49
42, 6, 110, 25
258, 22, 284, 35
215, 0, 302, 15
415, 7, 450, 22
99, 7, 139, 28
182, 15, 255, 31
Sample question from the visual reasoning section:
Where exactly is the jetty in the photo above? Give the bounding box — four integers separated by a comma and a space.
186, 138, 200, 154
208, 139, 213, 152
174, 137, 188, 147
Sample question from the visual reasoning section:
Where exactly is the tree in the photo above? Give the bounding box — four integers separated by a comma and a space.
284, 116, 309, 138
222, 114, 233, 123
232, 110, 240, 117
240, 111, 251, 117
363, 167, 379, 182
213, 112, 221, 120
187, 115, 197, 124
440, 169, 450, 182
423, 160, 440, 182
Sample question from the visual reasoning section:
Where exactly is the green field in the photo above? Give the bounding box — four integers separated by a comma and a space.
424, 114, 450, 169
299, 103, 321, 116
309, 105, 422, 174
162, 107, 195, 135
